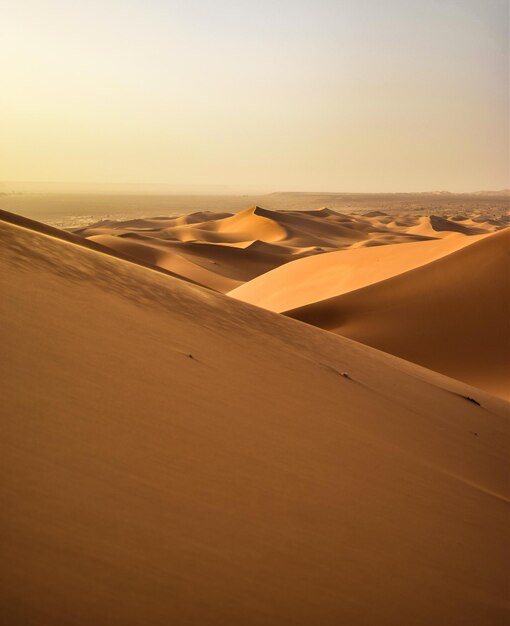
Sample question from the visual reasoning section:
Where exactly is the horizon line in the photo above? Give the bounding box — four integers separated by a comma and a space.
1, 181, 509, 196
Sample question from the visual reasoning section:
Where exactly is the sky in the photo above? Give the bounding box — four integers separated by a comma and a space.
1, 0, 508, 192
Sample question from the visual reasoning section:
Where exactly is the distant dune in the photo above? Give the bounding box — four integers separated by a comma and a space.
71, 206, 509, 293
2, 188, 509, 230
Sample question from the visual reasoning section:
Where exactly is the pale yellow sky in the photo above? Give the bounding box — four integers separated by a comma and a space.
1, 0, 508, 192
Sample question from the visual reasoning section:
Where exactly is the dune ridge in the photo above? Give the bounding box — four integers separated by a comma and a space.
0, 208, 205, 288
229, 233, 489, 312
282, 229, 510, 399
71, 206, 508, 292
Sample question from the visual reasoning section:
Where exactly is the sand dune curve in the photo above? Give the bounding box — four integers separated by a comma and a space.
229, 233, 487, 312
285, 228, 510, 399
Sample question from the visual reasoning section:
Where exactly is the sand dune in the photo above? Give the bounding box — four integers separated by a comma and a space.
3, 190, 509, 231
87, 234, 243, 292
283, 229, 510, 399
86, 233, 290, 292
0, 209, 205, 287
71, 205, 508, 293
406, 215, 488, 238
229, 233, 488, 312
1, 213, 509, 625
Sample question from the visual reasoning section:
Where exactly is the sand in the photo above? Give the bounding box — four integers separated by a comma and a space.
1, 210, 509, 625
2, 189, 509, 229
229, 233, 489, 312
71, 205, 509, 293
234, 228, 510, 399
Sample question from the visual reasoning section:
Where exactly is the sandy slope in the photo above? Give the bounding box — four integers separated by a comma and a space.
1, 214, 509, 625
0, 209, 205, 288
72, 206, 508, 292
86, 234, 244, 292
282, 229, 510, 399
229, 233, 486, 312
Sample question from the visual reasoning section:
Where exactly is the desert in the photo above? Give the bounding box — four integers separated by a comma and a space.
2, 0, 509, 622
1, 198, 509, 624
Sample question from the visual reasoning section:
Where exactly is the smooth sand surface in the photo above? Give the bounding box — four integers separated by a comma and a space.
229, 233, 488, 312
0, 209, 204, 287
282, 229, 510, 399
1, 212, 509, 625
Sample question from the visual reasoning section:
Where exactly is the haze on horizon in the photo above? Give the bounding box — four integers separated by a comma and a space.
1, 0, 508, 193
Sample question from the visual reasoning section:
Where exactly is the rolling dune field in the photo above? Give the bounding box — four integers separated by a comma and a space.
1, 204, 508, 625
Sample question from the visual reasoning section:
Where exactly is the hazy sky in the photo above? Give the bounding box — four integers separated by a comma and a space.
1, 0, 508, 192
